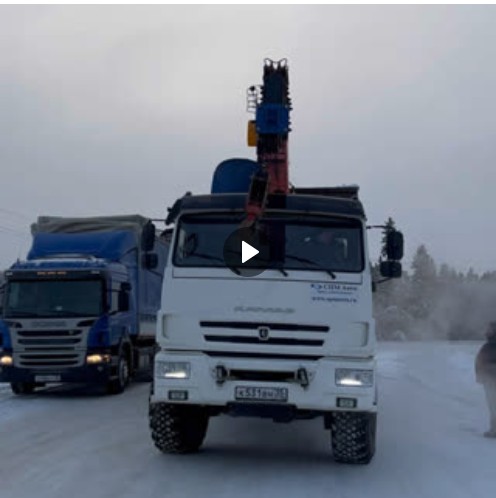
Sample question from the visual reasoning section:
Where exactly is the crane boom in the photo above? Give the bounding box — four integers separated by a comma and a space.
254, 58, 291, 194
245, 59, 292, 224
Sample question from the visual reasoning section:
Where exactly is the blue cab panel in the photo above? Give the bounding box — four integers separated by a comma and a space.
211, 158, 260, 194
27, 231, 137, 262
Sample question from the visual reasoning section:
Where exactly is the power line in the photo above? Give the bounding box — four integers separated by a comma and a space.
0, 222, 28, 233
0, 207, 31, 221
0, 227, 29, 239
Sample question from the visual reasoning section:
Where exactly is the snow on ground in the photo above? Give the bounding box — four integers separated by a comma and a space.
1, 342, 495, 498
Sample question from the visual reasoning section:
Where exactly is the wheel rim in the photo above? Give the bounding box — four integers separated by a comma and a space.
119, 356, 129, 387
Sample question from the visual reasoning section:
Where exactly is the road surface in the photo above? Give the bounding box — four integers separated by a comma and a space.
1, 342, 494, 498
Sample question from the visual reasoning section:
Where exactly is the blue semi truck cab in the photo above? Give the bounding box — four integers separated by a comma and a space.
0, 215, 168, 395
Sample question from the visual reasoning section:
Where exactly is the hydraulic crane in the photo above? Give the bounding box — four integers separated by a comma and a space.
244, 58, 292, 225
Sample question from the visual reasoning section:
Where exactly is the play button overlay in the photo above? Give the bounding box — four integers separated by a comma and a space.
223, 227, 270, 277
242, 241, 259, 263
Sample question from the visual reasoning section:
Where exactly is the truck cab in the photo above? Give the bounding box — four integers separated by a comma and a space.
0, 215, 168, 394
149, 190, 401, 463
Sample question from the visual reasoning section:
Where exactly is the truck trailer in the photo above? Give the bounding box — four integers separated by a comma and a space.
0, 215, 168, 395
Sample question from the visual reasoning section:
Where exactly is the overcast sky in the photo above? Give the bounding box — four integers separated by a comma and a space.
1, 5, 495, 273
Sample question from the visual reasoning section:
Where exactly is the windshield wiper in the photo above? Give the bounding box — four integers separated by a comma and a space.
284, 254, 336, 279
273, 266, 288, 277
186, 252, 224, 263
186, 252, 241, 275
4, 310, 39, 318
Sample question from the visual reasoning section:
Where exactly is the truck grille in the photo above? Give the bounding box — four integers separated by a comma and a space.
200, 320, 329, 353
205, 351, 323, 361
12, 329, 87, 369
200, 321, 329, 332
204, 335, 324, 347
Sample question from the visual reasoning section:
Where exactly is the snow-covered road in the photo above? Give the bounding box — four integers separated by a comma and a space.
1, 342, 495, 498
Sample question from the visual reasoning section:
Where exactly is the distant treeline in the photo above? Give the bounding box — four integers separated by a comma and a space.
373, 226, 496, 341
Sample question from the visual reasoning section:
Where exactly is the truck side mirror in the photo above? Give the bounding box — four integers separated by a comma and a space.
386, 230, 404, 261
118, 286, 130, 312
141, 221, 156, 252
380, 260, 402, 279
142, 253, 158, 270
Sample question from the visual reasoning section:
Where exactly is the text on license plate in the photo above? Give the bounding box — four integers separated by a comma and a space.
35, 375, 61, 382
235, 386, 288, 402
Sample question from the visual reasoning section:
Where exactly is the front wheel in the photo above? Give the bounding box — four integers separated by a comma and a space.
11, 382, 36, 395
106, 352, 130, 395
149, 403, 209, 454
330, 412, 377, 464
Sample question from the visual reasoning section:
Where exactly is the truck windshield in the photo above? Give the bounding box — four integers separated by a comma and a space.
4, 279, 104, 318
174, 213, 364, 273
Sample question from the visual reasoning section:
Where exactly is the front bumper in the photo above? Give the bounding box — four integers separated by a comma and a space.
151, 352, 377, 413
0, 363, 112, 384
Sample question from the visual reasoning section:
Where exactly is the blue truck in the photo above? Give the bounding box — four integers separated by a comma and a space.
0, 215, 168, 395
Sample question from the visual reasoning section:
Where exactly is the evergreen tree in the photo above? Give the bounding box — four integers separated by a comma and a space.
410, 244, 437, 320
380, 217, 396, 260
439, 263, 451, 283
411, 244, 436, 285
466, 267, 479, 282
438, 263, 458, 284
481, 271, 496, 282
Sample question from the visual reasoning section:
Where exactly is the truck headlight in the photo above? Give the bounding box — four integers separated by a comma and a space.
335, 368, 373, 387
0, 355, 13, 366
86, 354, 111, 364
156, 361, 190, 379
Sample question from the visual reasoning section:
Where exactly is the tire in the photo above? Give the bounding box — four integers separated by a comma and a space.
143, 353, 155, 382
134, 352, 155, 383
330, 412, 376, 464
106, 351, 130, 395
149, 403, 209, 454
11, 382, 35, 395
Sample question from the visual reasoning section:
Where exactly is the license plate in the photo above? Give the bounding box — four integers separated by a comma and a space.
35, 375, 61, 382
235, 386, 288, 402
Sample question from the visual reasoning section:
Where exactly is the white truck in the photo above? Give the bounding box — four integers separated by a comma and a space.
148, 60, 403, 464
